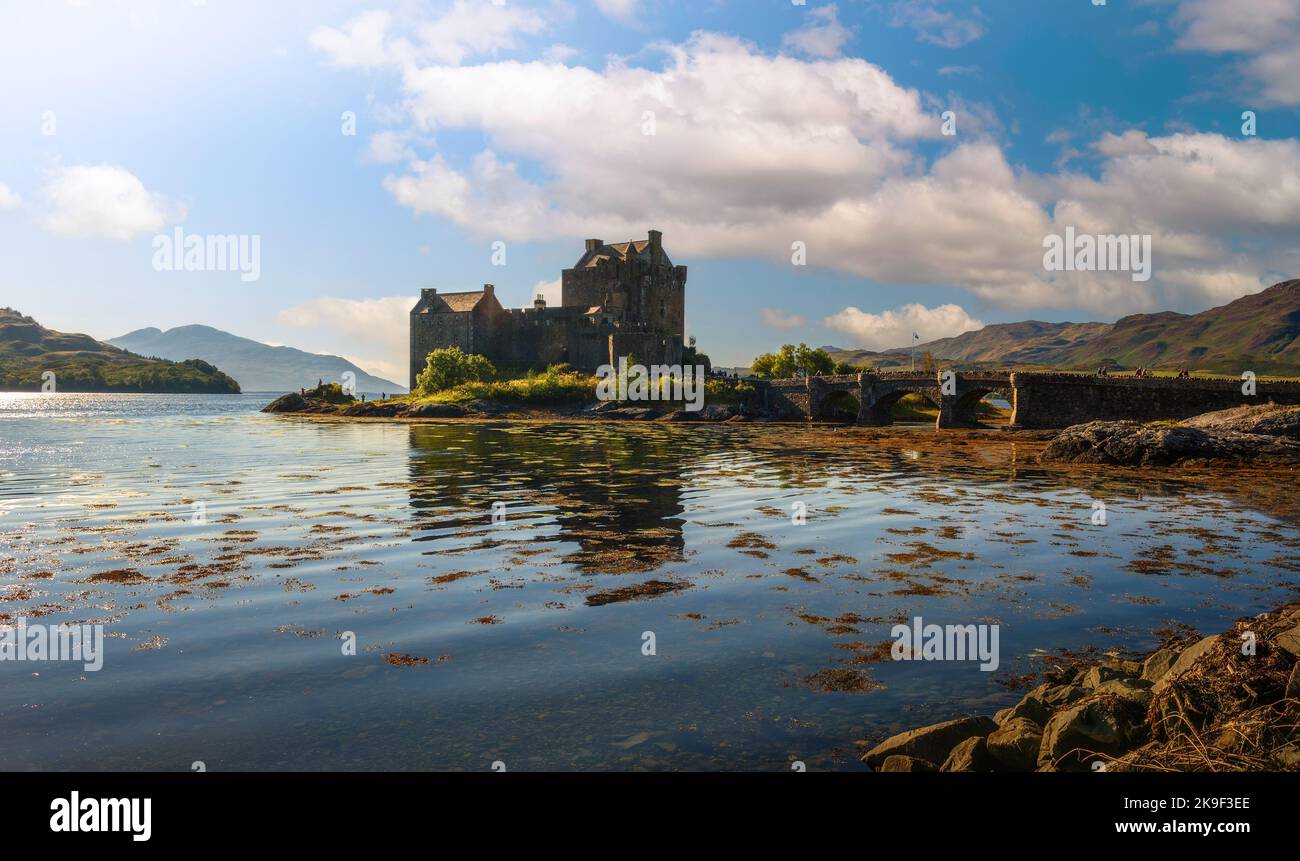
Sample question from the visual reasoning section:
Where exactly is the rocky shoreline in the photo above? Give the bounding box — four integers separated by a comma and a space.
861, 603, 1300, 772
261, 389, 769, 423
1038, 404, 1300, 467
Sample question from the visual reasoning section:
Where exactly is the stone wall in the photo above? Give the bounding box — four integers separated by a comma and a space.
1007, 372, 1300, 429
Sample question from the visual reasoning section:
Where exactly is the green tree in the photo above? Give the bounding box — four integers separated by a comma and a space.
751, 343, 835, 378
415, 346, 497, 394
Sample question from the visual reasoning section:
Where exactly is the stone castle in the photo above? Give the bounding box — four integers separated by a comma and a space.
409, 230, 686, 389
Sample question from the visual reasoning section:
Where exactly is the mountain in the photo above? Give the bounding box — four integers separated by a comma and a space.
827, 280, 1300, 374
109, 325, 404, 394
0, 308, 240, 393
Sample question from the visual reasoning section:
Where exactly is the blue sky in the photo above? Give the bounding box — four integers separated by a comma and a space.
2, 0, 1298, 378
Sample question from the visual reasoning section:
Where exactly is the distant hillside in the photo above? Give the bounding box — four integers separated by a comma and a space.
0, 308, 240, 393
827, 279, 1300, 375
109, 325, 404, 394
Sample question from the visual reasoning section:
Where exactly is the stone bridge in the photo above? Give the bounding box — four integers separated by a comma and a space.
756, 371, 1300, 429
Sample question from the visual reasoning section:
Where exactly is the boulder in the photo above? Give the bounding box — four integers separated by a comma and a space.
1095, 677, 1154, 708
942, 736, 997, 772
1276, 623, 1300, 659
406, 402, 468, 418
1083, 665, 1129, 690
261, 392, 307, 413
862, 715, 997, 769
339, 401, 403, 417
1038, 694, 1148, 770
598, 406, 662, 421
994, 690, 1050, 727
1038, 420, 1300, 467
986, 718, 1043, 771
878, 755, 939, 772
1039, 683, 1087, 709
1141, 647, 1179, 684
1151, 635, 1219, 696
1182, 403, 1300, 440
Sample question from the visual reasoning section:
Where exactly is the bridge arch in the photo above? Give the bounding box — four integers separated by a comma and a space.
814, 389, 861, 422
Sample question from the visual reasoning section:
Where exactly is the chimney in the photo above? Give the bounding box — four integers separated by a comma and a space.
585, 238, 603, 253
648, 229, 662, 262
422, 288, 437, 297
534, 294, 546, 310
483, 283, 494, 298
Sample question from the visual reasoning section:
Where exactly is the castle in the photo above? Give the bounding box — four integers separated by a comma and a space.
409, 230, 686, 389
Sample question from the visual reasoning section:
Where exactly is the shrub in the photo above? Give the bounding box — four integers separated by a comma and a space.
415, 347, 497, 394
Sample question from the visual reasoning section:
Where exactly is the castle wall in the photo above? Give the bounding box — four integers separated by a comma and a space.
410, 310, 471, 390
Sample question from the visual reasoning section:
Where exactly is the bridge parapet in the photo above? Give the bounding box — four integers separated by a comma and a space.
1007, 372, 1300, 428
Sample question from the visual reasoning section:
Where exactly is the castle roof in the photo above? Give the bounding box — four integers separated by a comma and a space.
574, 233, 673, 270
412, 288, 493, 314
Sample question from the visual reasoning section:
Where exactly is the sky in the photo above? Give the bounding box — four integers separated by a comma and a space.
1, 0, 1298, 379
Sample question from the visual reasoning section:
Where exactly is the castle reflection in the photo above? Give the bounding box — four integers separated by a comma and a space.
406, 422, 689, 573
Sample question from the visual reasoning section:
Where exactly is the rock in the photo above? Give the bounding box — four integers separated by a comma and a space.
1152, 635, 1219, 696
1095, 677, 1154, 708
942, 736, 997, 772
1038, 420, 1300, 467
986, 718, 1043, 771
339, 401, 403, 417
261, 392, 307, 413
861, 715, 997, 769
598, 406, 662, 421
590, 400, 622, 414
1038, 694, 1148, 771
463, 399, 507, 415
1182, 403, 1300, 440
878, 755, 939, 772
1287, 664, 1300, 700
406, 402, 468, 418
1083, 665, 1129, 690
723, 414, 749, 423
1276, 624, 1300, 658
1039, 683, 1087, 709
700, 404, 736, 421
994, 691, 1050, 727
1141, 647, 1179, 684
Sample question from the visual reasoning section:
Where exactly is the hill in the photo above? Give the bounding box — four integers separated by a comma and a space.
0, 308, 241, 393
827, 279, 1300, 374
109, 325, 404, 394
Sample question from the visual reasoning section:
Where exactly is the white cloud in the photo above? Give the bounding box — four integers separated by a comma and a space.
0, 183, 20, 210
1168, 0, 1300, 105
761, 308, 806, 330
364, 130, 415, 164
310, 2, 547, 70
784, 4, 852, 59
594, 0, 639, 22
276, 296, 416, 382
318, 15, 1300, 317
890, 1, 985, 49
38, 163, 173, 240
543, 43, 578, 64
825, 303, 984, 351
533, 278, 562, 306
1092, 130, 1158, 157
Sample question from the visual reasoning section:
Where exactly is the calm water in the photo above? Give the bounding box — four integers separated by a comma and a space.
2, 392, 1298, 771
